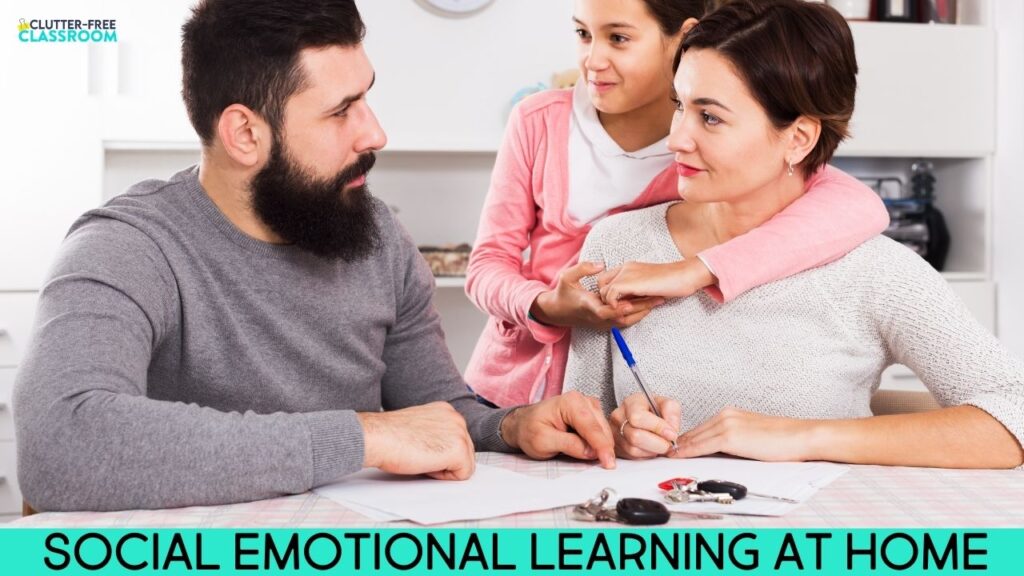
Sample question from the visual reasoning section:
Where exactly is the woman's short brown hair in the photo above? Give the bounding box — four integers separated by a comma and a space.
675, 0, 858, 175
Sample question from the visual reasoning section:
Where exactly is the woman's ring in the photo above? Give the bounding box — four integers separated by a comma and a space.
619, 419, 630, 437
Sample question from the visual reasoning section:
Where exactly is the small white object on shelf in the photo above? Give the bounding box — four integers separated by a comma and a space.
416, 0, 495, 16
434, 277, 467, 289
827, 0, 872, 20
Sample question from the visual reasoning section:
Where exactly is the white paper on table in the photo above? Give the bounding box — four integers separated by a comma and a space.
315, 463, 582, 525
552, 457, 849, 516
329, 498, 402, 522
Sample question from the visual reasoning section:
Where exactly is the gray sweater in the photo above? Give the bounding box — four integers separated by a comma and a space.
14, 166, 511, 511
566, 203, 1024, 453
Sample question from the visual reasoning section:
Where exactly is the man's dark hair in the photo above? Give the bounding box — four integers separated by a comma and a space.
181, 0, 366, 146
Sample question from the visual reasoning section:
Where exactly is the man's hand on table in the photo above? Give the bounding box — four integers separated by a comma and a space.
499, 391, 616, 469
358, 402, 475, 480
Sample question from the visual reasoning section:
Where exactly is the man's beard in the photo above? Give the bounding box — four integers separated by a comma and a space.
250, 136, 379, 261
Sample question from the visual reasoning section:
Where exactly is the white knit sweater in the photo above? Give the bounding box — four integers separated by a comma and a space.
564, 203, 1024, 452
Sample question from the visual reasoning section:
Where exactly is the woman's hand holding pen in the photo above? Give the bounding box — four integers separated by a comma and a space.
612, 396, 818, 462
530, 261, 665, 330
597, 259, 715, 308
610, 393, 683, 459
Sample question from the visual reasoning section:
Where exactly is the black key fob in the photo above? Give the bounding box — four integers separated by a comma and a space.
616, 498, 670, 525
697, 479, 747, 500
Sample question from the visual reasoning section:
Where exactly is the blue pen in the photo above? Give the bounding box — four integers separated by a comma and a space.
611, 327, 678, 451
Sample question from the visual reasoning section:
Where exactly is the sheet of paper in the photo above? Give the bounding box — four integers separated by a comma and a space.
329, 498, 402, 522
315, 463, 581, 525
554, 456, 849, 516
316, 455, 848, 523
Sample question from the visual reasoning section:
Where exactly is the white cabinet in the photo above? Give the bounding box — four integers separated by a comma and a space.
0, 293, 39, 515
0, 293, 40, 368
0, 440, 20, 516
0, 368, 15, 443
842, 23, 995, 157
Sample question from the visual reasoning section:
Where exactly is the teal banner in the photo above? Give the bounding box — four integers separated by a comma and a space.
0, 528, 1019, 575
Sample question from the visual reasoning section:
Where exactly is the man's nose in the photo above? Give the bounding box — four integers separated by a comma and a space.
355, 104, 387, 153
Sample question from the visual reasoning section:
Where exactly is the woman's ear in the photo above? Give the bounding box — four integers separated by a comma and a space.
681, 17, 699, 37
787, 116, 822, 168
215, 104, 269, 168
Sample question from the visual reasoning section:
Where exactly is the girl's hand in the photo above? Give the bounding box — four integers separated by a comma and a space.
530, 261, 664, 330
597, 259, 716, 308
609, 393, 682, 459
675, 407, 820, 462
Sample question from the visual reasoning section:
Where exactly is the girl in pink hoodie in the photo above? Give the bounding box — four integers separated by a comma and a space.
464, 0, 889, 408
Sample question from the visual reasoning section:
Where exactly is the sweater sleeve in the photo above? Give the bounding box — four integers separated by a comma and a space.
13, 219, 362, 511
379, 211, 514, 453
868, 244, 1024, 454
698, 165, 889, 302
562, 228, 617, 416
464, 103, 567, 345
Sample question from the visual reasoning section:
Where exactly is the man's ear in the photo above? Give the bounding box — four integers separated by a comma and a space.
681, 17, 699, 37
214, 104, 269, 168
787, 116, 822, 169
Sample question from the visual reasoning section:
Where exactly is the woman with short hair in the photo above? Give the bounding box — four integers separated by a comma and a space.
566, 0, 1024, 469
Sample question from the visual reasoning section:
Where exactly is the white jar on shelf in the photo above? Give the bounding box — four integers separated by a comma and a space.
827, 0, 872, 20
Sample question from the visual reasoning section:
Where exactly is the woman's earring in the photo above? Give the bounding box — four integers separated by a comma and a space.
787, 161, 795, 177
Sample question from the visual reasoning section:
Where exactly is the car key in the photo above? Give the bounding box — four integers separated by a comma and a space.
615, 498, 671, 525
697, 479, 798, 504
616, 498, 723, 522
574, 489, 722, 523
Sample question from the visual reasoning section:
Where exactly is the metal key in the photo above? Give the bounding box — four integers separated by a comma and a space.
574, 489, 660, 523
670, 491, 735, 504
660, 478, 734, 504
697, 479, 799, 504
574, 488, 722, 522
662, 478, 698, 504
573, 488, 615, 521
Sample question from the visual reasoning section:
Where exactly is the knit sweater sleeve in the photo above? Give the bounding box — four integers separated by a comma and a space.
379, 210, 513, 453
865, 241, 1024, 452
563, 223, 617, 416
13, 219, 362, 511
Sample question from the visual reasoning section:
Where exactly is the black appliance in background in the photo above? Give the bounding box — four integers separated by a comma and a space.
861, 160, 950, 271
875, 0, 919, 22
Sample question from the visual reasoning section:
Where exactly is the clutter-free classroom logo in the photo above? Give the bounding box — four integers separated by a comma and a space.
18, 18, 118, 43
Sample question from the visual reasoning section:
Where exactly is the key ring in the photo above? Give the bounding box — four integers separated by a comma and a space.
573, 487, 617, 521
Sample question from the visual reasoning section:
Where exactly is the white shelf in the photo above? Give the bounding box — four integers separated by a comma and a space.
104, 140, 503, 154
941, 272, 990, 282
836, 150, 990, 160
105, 140, 200, 151
434, 277, 467, 289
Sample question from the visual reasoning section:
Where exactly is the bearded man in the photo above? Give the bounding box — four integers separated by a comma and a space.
13, 0, 614, 512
